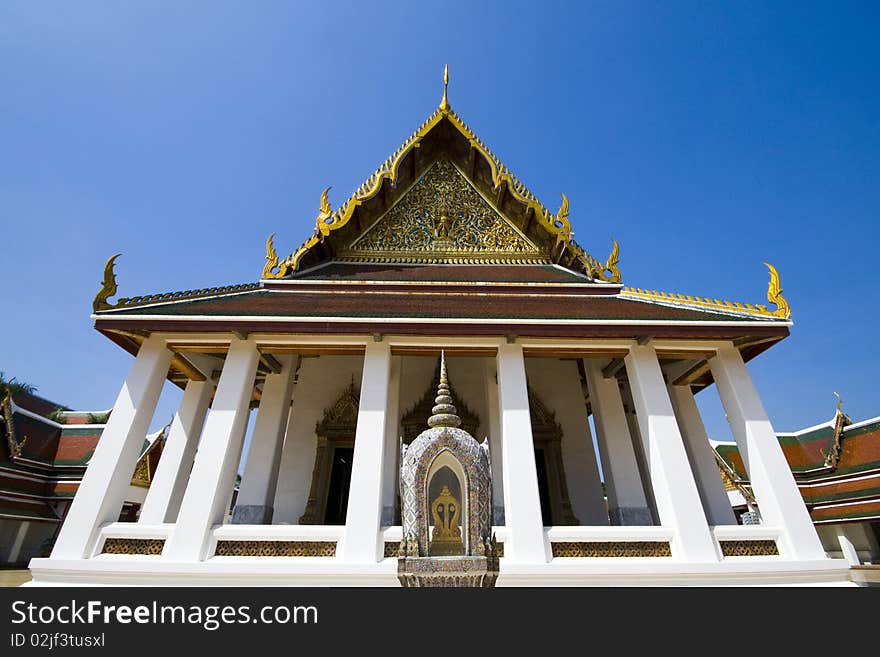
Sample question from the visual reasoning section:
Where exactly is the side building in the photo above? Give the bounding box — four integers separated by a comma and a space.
715, 400, 880, 567
1, 390, 165, 566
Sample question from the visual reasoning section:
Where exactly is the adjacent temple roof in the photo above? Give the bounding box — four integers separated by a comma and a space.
715, 398, 880, 525
89, 67, 793, 368
0, 390, 164, 523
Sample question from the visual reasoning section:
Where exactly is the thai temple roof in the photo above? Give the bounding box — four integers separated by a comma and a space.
714, 399, 880, 525
88, 67, 794, 388
0, 390, 164, 522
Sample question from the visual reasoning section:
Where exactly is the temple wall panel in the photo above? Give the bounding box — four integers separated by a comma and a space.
524, 358, 608, 526
272, 355, 364, 524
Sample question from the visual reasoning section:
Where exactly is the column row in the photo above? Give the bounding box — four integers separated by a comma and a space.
51, 334, 824, 565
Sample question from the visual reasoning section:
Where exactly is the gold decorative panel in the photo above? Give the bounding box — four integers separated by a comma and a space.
342, 159, 544, 262
388, 540, 504, 558
214, 540, 337, 557
551, 541, 672, 558
101, 538, 165, 555
719, 540, 779, 557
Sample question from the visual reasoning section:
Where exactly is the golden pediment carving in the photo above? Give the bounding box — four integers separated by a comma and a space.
341, 159, 545, 262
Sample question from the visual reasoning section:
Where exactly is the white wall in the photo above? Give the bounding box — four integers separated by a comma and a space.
272, 355, 364, 524
524, 358, 608, 525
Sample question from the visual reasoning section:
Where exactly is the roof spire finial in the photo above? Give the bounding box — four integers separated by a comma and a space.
439, 64, 450, 111
428, 350, 461, 429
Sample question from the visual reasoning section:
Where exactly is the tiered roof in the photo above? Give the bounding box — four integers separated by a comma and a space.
89, 68, 793, 382
715, 402, 880, 525
0, 391, 163, 523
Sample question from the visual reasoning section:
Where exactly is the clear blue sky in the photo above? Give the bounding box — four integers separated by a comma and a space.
2, 2, 878, 448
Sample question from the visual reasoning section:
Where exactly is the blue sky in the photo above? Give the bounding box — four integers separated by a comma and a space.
1, 2, 878, 449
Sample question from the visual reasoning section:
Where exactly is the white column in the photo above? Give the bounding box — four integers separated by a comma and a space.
624, 344, 717, 561
6, 522, 31, 563
483, 357, 505, 525
138, 379, 213, 524
836, 526, 860, 566
667, 384, 737, 526
708, 344, 826, 560
342, 341, 391, 562
583, 360, 651, 525
164, 338, 259, 561
232, 357, 296, 524
380, 355, 401, 526
52, 334, 171, 559
497, 342, 547, 562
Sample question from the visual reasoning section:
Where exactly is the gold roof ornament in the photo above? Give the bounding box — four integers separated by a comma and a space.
262, 233, 280, 279
621, 263, 792, 320
763, 262, 791, 319
440, 64, 450, 111
315, 186, 334, 237
261, 68, 620, 282
823, 392, 853, 469
93, 253, 122, 312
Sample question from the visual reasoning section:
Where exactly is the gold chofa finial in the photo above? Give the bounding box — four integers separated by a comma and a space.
763, 262, 791, 319
834, 391, 843, 413
440, 64, 450, 111
93, 253, 122, 312
315, 187, 334, 237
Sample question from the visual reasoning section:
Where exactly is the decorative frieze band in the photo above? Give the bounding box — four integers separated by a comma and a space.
719, 540, 779, 557
101, 538, 165, 555
214, 540, 337, 557
551, 541, 672, 558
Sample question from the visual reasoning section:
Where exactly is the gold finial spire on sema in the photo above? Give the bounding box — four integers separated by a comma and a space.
428, 350, 461, 429
440, 64, 450, 111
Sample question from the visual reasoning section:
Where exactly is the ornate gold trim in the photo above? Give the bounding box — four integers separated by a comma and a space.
263, 71, 620, 282
214, 540, 337, 557
101, 538, 165, 555
719, 540, 778, 557
551, 541, 672, 558
621, 263, 792, 320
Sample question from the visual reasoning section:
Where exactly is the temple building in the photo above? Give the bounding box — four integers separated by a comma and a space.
27, 69, 854, 585
1, 390, 165, 566
715, 399, 880, 568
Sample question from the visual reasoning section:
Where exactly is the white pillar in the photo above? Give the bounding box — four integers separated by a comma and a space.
483, 357, 505, 525
667, 384, 737, 526
583, 360, 651, 525
380, 355, 401, 526
624, 344, 717, 561
342, 341, 391, 562
233, 357, 296, 524
708, 344, 826, 560
6, 522, 31, 563
52, 334, 171, 559
497, 342, 547, 562
836, 526, 860, 566
164, 338, 259, 561
138, 379, 213, 524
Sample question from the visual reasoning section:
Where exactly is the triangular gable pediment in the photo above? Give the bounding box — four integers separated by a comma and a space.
338, 159, 546, 263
